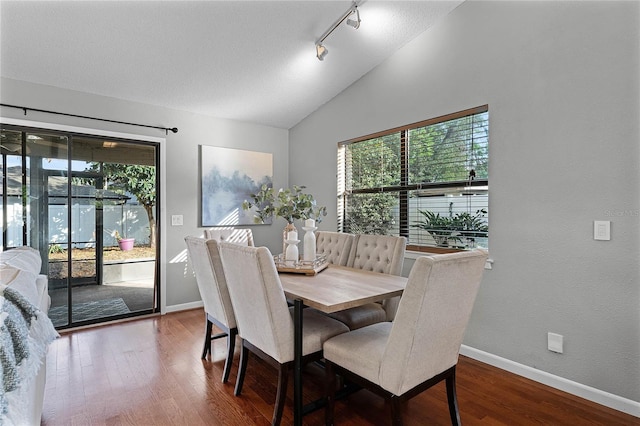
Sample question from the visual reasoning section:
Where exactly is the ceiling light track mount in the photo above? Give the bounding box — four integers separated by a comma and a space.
315, 1, 361, 61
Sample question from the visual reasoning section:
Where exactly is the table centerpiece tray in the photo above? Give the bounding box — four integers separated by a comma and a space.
274, 254, 328, 276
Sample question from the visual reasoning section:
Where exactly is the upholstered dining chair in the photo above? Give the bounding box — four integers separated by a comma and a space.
315, 231, 355, 266
184, 236, 238, 383
205, 227, 255, 246
326, 234, 407, 330
323, 249, 488, 426
217, 241, 349, 426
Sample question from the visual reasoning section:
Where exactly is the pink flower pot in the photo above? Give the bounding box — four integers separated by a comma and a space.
118, 238, 135, 251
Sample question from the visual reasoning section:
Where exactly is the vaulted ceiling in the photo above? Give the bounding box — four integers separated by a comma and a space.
1, 1, 464, 129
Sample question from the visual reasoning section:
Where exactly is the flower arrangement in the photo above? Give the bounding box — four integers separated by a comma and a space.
242, 184, 327, 225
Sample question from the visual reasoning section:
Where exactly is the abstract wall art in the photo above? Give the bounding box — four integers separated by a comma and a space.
200, 145, 273, 226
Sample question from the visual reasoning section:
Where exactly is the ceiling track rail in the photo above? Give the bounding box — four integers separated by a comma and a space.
0, 103, 178, 135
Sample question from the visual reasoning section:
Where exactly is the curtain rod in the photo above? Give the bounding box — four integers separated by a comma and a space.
0, 103, 178, 135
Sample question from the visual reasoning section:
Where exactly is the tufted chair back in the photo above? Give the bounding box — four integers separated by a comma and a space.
347, 234, 407, 276
205, 228, 254, 247
346, 234, 407, 321
316, 231, 355, 266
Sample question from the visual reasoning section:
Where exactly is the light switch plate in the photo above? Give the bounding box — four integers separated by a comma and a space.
171, 215, 183, 226
594, 220, 610, 240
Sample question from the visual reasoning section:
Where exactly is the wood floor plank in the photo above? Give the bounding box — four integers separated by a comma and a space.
42, 309, 639, 425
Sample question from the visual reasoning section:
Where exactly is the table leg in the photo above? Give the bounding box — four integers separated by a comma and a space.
294, 298, 303, 426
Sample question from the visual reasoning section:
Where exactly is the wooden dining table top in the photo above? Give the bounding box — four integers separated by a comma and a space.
279, 264, 407, 314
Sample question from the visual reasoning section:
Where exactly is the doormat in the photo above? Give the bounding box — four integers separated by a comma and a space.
48, 297, 131, 327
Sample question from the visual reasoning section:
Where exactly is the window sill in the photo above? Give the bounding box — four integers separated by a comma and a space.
405, 245, 465, 257
405, 246, 494, 270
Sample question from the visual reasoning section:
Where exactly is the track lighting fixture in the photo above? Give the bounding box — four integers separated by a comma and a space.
316, 44, 328, 61
346, 6, 360, 29
315, 2, 361, 61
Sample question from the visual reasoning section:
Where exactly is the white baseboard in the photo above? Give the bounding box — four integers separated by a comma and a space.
460, 345, 640, 418
165, 300, 203, 313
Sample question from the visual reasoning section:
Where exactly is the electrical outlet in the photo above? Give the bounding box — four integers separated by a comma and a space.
548, 332, 563, 353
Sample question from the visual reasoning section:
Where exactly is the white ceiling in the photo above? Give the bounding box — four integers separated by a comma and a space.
0, 1, 464, 129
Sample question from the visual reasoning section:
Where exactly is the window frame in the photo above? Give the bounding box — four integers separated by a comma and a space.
337, 105, 489, 253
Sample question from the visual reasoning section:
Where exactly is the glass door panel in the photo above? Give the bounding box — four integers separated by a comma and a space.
1, 129, 26, 248
25, 131, 71, 327
1, 125, 159, 328
72, 136, 157, 320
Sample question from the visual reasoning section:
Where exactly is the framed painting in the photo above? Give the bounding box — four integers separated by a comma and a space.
200, 145, 273, 226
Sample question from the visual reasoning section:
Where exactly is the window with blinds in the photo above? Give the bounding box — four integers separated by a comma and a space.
337, 105, 489, 251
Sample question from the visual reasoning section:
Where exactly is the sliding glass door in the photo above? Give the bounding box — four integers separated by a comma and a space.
1, 124, 160, 329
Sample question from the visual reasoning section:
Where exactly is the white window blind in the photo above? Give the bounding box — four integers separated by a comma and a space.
338, 105, 489, 250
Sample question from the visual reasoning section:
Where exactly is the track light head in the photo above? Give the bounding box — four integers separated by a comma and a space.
315, 2, 360, 60
346, 6, 360, 29
316, 44, 328, 61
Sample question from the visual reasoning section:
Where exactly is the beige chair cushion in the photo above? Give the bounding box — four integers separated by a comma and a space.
205, 228, 254, 246
325, 302, 387, 331
218, 242, 348, 364
316, 231, 355, 266
184, 236, 236, 329
324, 249, 488, 396
323, 322, 391, 385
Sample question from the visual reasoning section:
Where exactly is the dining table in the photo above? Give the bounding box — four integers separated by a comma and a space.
278, 264, 407, 426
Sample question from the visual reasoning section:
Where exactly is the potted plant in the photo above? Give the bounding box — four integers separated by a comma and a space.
242, 185, 327, 255
114, 230, 135, 251
412, 209, 488, 248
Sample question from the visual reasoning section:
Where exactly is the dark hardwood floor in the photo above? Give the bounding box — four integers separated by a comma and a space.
42, 309, 639, 425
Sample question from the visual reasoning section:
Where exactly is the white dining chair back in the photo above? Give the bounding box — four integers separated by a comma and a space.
323, 249, 488, 425
184, 236, 238, 383
219, 242, 293, 363
316, 231, 355, 266
381, 249, 486, 394
217, 241, 348, 425
205, 228, 254, 246
347, 234, 406, 275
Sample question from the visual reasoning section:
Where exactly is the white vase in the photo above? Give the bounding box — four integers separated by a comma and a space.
302, 226, 317, 261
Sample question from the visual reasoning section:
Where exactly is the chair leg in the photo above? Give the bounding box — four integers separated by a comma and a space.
446, 368, 461, 426
201, 317, 213, 359
325, 360, 336, 426
390, 396, 403, 426
234, 342, 249, 396
272, 364, 289, 426
221, 328, 237, 383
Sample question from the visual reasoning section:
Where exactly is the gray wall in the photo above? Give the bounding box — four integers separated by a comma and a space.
1, 77, 289, 307
290, 1, 639, 402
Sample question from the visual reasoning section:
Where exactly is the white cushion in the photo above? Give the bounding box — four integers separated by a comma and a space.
0, 247, 42, 276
